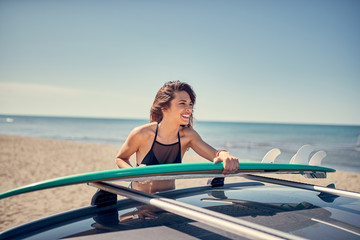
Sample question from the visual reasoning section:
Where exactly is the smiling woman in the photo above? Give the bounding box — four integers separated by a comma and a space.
150, 81, 196, 128
115, 81, 239, 193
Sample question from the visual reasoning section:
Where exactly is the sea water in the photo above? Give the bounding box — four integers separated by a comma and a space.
1, 115, 359, 172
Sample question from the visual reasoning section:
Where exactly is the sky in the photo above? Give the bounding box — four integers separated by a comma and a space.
0, 0, 359, 125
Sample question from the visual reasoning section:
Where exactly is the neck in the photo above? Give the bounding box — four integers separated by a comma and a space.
157, 119, 180, 142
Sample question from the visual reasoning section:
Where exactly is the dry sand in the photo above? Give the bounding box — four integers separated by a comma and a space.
1, 134, 359, 231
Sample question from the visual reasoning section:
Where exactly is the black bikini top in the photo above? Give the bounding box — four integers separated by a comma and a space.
138, 124, 182, 166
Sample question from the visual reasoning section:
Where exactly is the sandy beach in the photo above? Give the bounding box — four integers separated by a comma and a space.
1, 134, 359, 232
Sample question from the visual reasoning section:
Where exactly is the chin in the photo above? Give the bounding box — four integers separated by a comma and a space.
180, 120, 189, 125
179, 118, 189, 125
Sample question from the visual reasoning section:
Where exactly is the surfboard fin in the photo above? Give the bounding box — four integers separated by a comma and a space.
309, 151, 327, 166
261, 148, 281, 163
290, 145, 314, 165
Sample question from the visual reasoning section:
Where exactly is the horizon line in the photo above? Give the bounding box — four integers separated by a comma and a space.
1, 113, 360, 127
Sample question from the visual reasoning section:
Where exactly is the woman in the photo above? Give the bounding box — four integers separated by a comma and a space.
116, 81, 239, 193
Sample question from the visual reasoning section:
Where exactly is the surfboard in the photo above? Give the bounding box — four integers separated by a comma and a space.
0, 162, 335, 200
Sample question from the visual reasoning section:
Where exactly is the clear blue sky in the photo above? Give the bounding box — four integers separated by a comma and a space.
0, 0, 359, 125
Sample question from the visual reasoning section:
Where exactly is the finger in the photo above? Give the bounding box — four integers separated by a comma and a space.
214, 157, 229, 174
234, 159, 239, 171
231, 158, 239, 172
222, 158, 231, 175
213, 157, 222, 163
224, 158, 238, 174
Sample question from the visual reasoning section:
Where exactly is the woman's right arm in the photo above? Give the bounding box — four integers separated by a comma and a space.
116, 128, 144, 168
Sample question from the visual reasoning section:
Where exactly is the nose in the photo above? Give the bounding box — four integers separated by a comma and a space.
186, 106, 192, 113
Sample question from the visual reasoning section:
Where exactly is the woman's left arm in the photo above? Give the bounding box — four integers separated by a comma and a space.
188, 129, 239, 175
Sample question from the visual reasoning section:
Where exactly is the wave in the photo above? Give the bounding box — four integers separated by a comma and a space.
0, 117, 14, 123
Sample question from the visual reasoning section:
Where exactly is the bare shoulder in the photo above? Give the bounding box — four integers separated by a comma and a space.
130, 122, 157, 140
180, 126, 201, 139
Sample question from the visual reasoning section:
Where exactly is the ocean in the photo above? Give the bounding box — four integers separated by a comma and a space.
1, 115, 359, 173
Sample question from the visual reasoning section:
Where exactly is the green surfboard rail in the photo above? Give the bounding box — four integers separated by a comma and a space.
0, 162, 335, 200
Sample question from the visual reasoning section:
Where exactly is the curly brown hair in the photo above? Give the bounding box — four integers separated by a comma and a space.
150, 81, 196, 127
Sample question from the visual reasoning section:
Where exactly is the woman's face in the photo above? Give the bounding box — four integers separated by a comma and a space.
163, 91, 193, 125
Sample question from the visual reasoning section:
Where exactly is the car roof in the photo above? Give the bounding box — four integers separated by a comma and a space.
1, 180, 360, 240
